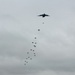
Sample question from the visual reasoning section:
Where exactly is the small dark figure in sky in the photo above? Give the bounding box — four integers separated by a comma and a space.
26, 61, 28, 63
34, 37, 37, 39
38, 13, 49, 18
34, 53, 36, 54
27, 52, 29, 54
30, 49, 32, 51
26, 58, 28, 59
28, 57, 30, 58
32, 42, 34, 43
35, 42, 37, 44
30, 58, 32, 60
34, 54, 36, 56
33, 50, 35, 51
38, 29, 40, 31
25, 61, 26, 62
33, 45, 36, 47
42, 22, 44, 24
24, 64, 26, 65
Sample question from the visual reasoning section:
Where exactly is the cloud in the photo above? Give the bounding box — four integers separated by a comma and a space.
0, 0, 75, 75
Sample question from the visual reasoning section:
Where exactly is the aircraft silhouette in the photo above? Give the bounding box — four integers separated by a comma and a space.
38, 13, 49, 18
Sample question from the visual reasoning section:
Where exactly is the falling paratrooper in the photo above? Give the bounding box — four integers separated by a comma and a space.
34, 37, 37, 39
38, 29, 40, 31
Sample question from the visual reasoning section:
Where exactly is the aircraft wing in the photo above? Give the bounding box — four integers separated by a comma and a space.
38, 14, 43, 16
45, 14, 49, 16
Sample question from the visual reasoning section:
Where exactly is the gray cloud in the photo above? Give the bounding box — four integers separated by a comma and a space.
0, 0, 75, 75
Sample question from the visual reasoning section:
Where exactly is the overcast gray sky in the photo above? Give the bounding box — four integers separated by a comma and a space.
0, 0, 75, 75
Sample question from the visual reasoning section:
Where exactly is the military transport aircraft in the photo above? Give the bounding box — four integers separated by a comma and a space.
38, 13, 49, 18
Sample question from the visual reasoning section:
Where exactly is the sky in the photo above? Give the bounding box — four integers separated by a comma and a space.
0, 0, 75, 75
